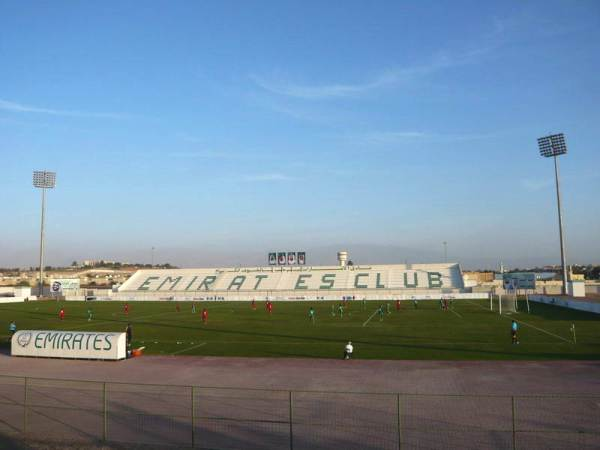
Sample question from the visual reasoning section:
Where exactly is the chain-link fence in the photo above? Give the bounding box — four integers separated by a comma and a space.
0, 375, 598, 449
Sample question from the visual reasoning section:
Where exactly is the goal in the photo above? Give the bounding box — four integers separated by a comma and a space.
489, 294, 518, 314
500, 294, 517, 314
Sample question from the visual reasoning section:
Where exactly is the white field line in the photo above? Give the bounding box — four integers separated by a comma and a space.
171, 342, 206, 355
464, 299, 572, 343
449, 308, 463, 318
513, 318, 572, 343
362, 309, 380, 327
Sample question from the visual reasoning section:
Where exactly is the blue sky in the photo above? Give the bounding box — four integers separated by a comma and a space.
1, 1, 599, 269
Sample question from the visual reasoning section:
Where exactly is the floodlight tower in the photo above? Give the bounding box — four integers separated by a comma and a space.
33, 171, 56, 297
537, 133, 568, 295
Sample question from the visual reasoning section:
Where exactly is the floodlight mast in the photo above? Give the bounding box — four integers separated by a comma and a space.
33, 171, 56, 297
537, 134, 568, 295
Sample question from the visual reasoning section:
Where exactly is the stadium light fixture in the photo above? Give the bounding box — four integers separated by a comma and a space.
33, 171, 56, 297
537, 133, 568, 295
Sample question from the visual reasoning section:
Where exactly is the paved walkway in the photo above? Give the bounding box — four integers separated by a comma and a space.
1, 353, 599, 395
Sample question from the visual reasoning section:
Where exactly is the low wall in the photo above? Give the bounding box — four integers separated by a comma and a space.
529, 295, 600, 315
0, 297, 28, 304
586, 284, 600, 295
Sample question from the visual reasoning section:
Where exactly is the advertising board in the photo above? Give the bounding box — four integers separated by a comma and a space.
50, 278, 81, 293
12, 330, 126, 360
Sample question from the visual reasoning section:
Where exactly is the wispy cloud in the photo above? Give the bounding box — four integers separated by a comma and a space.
0, 98, 134, 120
242, 173, 296, 182
250, 12, 534, 102
169, 150, 239, 160
250, 47, 490, 100
359, 131, 429, 143
176, 133, 206, 144
345, 130, 499, 145
521, 178, 554, 191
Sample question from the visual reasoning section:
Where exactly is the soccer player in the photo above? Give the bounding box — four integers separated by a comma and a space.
413, 298, 418, 309
331, 304, 336, 317
338, 303, 344, 318
511, 320, 519, 344
59, 308, 65, 320
308, 306, 315, 324
251, 299, 256, 310
362, 297, 367, 311
124, 302, 129, 315
396, 299, 401, 311
202, 308, 208, 324
344, 341, 353, 359
176, 303, 181, 313
125, 323, 132, 350
8, 320, 16, 339
192, 303, 196, 314
386, 303, 391, 315
87, 308, 93, 321
378, 305, 384, 321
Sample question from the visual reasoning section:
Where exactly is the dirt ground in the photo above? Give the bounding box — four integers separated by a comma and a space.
1, 354, 599, 449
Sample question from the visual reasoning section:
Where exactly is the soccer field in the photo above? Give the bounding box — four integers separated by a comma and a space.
1, 299, 599, 360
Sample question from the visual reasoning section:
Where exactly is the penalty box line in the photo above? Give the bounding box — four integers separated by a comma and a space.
449, 308, 463, 318
513, 318, 572, 344
362, 309, 380, 327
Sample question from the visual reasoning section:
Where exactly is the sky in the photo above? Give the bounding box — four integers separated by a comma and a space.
1, 1, 599, 270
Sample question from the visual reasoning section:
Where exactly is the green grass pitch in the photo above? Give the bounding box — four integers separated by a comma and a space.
1, 299, 599, 360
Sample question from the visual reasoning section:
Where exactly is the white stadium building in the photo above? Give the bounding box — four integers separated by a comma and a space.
117, 261, 467, 301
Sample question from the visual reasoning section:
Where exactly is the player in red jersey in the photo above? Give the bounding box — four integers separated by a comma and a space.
124, 303, 129, 315
251, 299, 256, 310
59, 308, 65, 320
396, 299, 401, 311
201, 308, 208, 324
267, 301, 273, 314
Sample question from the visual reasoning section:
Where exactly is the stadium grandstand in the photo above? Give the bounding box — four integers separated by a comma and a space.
117, 262, 466, 301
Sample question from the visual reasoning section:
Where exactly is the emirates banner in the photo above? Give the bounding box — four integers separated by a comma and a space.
12, 330, 127, 360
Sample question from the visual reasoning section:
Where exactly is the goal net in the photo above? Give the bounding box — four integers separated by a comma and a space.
500, 294, 517, 314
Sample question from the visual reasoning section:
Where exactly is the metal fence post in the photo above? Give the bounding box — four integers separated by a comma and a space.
289, 391, 293, 450
511, 396, 517, 450
397, 394, 403, 450
191, 386, 196, 448
103, 382, 108, 442
23, 377, 28, 435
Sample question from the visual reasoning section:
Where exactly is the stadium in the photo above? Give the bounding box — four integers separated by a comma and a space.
116, 256, 466, 301
2, 3, 600, 450
2, 248, 599, 449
